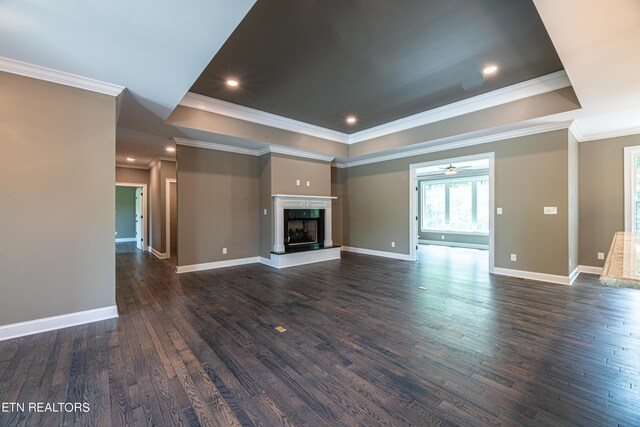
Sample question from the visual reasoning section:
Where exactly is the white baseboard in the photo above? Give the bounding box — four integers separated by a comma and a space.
0, 305, 118, 341
493, 267, 571, 286
569, 266, 580, 285
115, 237, 137, 243
151, 247, 168, 260
264, 247, 341, 269
419, 239, 489, 250
341, 246, 412, 261
579, 265, 603, 275
177, 257, 260, 274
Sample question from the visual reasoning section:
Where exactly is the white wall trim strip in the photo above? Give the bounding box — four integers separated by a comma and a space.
179, 92, 349, 143
578, 125, 640, 143
343, 121, 572, 168
348, 71, 571, 143
151, 248, 168, 260
569, 266, 580, 285
419, 240, 489, 250
493, 267, 571, 286
579, 265, 604, 275
341, 246, 412, 261
174, 137, 335, 162
0, 56, 124, 97
115, 238, 137, 243
116, 163, 150, 170
176, 257, 260, 274
0, 306, 118, 341
179, 71, 570, 146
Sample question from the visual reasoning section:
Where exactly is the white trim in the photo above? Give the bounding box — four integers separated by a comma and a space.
493, 267, 571, 286
345, 121, 571, 168
623, 146, 640, 232
333, 162, 348, 169
174, 137, 335, 162
341, 246, 412, 261
115, 237, 137, 243
179, 92, 349, 143
265, 247, 341, 269
410, 152, 495, 274
419, 240, 488, 250
579, 265, 603, 275
147, 156, 176, 170
257, 146, 335, 162
569, 266, 580, 285
271, 194, 337, 199
151, 247, 168, 260
349, 71, 571, 143
179, 72, 569, 145
0, 56, 124, 97
177, 257, 260, 274
0, 306, 118, 341
166, 178, 177, 258
579, 126, 640, 143
174, 137, 259, 156
116, 182, 147, 252
568, 121, 584, 141
116, 163, 149, 170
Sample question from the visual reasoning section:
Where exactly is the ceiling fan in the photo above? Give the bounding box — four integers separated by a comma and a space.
440, 164, 472, 175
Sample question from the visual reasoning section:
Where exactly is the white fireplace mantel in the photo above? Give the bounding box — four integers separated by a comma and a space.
272, 194, 336, 253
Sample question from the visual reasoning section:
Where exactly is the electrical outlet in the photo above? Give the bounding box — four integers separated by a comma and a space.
296, 179, 300, 186
510, 254, 517, 262
543, 207, 558, 215
497, 207, 503, 215
597, 252, 605, 260
222, 248, 227, 255
306, 181, 310, 187
391, 242, 396, 248
263, 208, 267, 215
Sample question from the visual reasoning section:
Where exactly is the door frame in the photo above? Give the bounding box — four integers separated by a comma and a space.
166, 178, 177, 257
409, 152, 495, 272
115, 182, 148, 251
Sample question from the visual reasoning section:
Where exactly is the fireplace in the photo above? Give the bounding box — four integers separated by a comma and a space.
272, 195, 335, 254
285, 209, 325, 250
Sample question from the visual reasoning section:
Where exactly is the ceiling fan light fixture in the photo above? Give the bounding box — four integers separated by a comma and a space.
444, 167, 457, 175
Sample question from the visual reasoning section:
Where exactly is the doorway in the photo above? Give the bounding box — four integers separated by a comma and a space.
115, 182, 147, 251
409, 153, 495, 272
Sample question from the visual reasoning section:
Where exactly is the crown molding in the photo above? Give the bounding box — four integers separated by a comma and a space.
257, 146, 335, 162
179, 93, 349, 144
348, 71, 571, 144
179, 71, 570, 146
343, 121, 573, 168
147, 156, 176, 169
174, 137, 334, 162
578, 125, 640, 143
568, 121, 584, 141
0, 56, 124, 97
174, 137, 259, 156
116, 163, 149, 170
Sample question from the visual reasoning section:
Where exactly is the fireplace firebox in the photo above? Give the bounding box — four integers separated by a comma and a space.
284, 209, 325, 251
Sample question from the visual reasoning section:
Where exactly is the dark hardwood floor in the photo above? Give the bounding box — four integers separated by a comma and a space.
1, 244, 640, 426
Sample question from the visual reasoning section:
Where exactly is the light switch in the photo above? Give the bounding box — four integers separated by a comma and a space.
510, 254, 517, 262
544, 207, 558, 215
306, 181, 310, 187
598, 252, 605, 260
222, 248, 227, 254
263, 209, 267, 215
296, 179, 300, 186
497, 207, 503, 215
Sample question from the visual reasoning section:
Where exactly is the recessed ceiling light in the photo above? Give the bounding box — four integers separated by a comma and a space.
483, 65, 498, 75
126, 157, 135, 162
166, 147, 175, 152
346, 116, 357, 124
226, 79, 239, 87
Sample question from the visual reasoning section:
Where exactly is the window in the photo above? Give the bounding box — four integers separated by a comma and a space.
421, 176, 489, 234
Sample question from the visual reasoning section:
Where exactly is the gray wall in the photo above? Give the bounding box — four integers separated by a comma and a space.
0, 71, 116, 326
344, 129, 571, 276
116, 186, 137, 239
579, 133, 640, 267
149, 160, 176, 253
170, 181, 177, 254
270, 154, 332, 196
259, 154, 273, 258
177, 145, 259, 266
568, 131, 579, 272
331, 167, 347, 246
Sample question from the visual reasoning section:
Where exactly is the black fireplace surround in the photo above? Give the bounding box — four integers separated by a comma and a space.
284, 209, 325, 252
